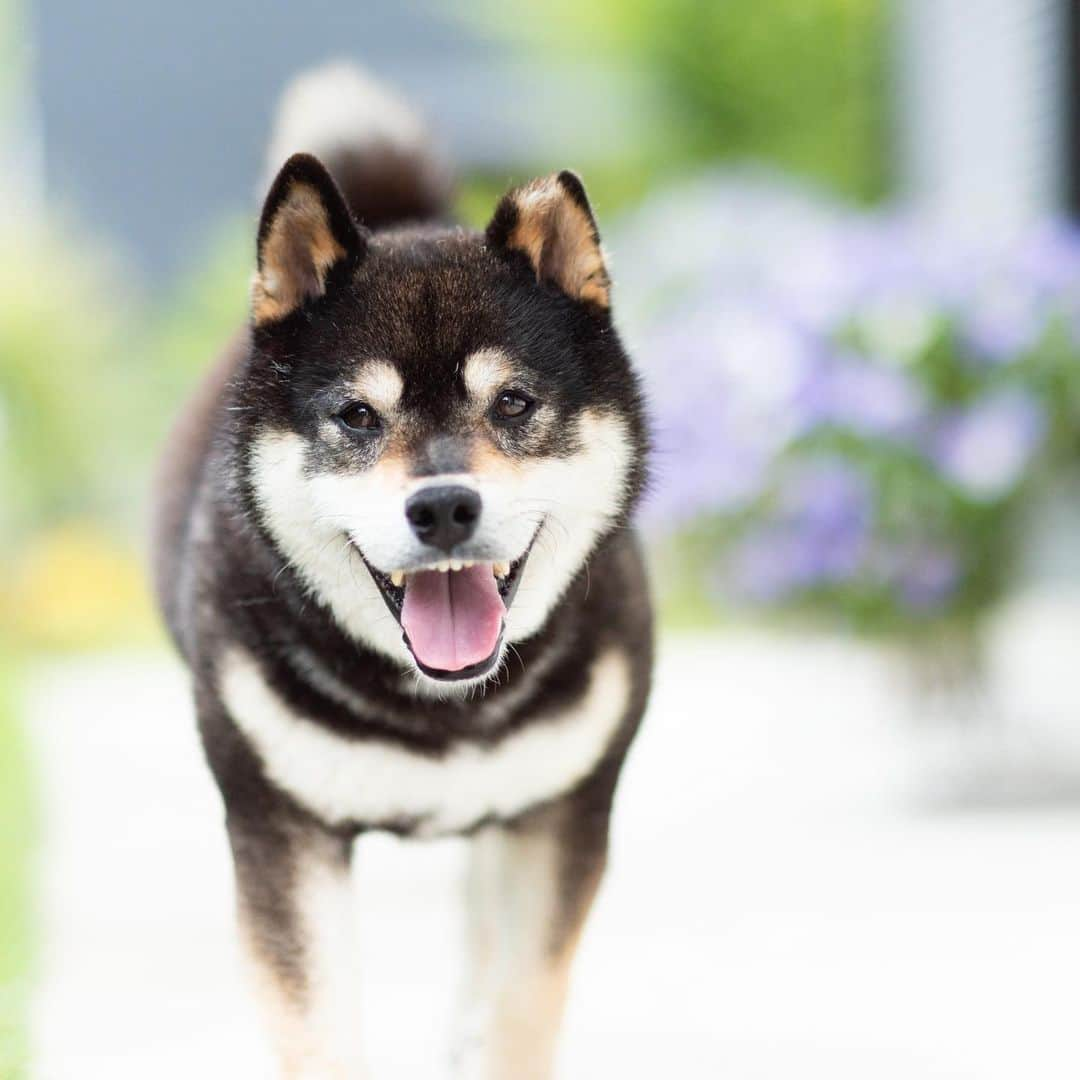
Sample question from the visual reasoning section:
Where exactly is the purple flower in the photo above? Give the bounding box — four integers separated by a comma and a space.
775, 457, 872, 531
765, 235, 862, 334
724, 529, 805, 602
942, 222, 1080, 363
725, 457, 874, 601
958, 277, 1047, 364
869, 542, 963, 611
613, 179, 1080, 630
798, 353, 927, 440
934, 390, 1046, 500
643, 431, 772, 527
1013, 221, 1080, 294
639, 299, 818, 526
896, 546, 961, 611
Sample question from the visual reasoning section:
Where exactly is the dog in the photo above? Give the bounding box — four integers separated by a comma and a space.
152, 63, 653, 1079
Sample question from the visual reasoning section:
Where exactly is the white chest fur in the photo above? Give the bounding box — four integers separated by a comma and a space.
219, 648, 631, 835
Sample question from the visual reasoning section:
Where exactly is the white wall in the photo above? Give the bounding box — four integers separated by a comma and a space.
894, 0, 1066, 227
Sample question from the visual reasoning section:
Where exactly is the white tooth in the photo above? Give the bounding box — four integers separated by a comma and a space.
493, 561, 510, 579
461, 559, 474, 569
450, 558, 463, 572
438, 560, 451, 573
389, 571, 405, 588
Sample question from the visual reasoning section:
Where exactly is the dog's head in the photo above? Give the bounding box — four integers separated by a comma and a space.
242, 153, 647, 689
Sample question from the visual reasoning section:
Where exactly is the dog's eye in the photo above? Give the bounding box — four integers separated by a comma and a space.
492, 391, 534, 422
337, 402, 381, 432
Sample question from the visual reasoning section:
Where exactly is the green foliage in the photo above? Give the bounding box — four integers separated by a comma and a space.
0, 225, 130, 540
473, 0, 888, 201
0, 214, 252, 538
0, 667, 32, 1077
0, 216, 252, 649
132, 217, 252, 459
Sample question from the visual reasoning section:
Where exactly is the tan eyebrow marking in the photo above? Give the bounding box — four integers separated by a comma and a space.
351, 361, 403, 414
463, 348, 514, 403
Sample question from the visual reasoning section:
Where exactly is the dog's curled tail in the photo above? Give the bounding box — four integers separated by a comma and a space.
261, 61, 453, 230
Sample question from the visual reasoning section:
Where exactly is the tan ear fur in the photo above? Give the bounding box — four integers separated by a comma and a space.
252, 183, 347, 324
489, 172, 610, 309
251, 153, 361, 326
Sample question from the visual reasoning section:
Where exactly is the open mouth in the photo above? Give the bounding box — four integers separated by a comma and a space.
356, 538, 536, 681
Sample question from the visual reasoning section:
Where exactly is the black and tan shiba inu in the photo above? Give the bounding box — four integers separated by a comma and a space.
152, 63, 652, 1079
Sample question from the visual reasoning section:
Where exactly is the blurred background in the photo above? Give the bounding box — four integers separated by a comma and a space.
5, 0, 1080, 1076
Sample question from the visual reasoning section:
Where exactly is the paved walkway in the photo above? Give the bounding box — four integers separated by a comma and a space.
25, 610, 1080, 1078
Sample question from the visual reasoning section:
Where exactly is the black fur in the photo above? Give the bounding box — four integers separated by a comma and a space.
159, 270, 652, 814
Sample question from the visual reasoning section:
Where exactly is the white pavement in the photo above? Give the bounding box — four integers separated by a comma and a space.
24, 606, 1080, 1079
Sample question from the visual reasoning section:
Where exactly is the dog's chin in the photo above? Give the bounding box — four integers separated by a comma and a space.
349, 532, 538, 686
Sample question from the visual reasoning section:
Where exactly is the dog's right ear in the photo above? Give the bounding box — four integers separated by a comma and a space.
251, 153, 365, 326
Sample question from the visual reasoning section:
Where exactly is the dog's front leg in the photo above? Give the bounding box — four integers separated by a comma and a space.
455, 783, 612, 1080
227, 811, 367, 1080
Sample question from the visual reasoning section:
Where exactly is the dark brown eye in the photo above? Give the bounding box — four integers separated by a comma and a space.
337, 402, 381, 432
493, 390, 535, 422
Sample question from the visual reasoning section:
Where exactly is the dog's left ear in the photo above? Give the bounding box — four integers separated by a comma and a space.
486, 171, 610, 311
251, 152, 366, 326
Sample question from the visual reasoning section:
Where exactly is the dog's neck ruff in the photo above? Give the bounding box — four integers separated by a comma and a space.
218, 646, 631, 834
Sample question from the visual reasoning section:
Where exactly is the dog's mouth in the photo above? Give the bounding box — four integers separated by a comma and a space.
356, 538, 536, 681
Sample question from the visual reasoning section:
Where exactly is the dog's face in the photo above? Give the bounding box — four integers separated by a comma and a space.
242, 155, 646, 689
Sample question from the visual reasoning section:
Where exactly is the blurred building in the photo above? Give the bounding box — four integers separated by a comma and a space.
22, 0, 1080, 278
894, 0, 1067, 228
27, 0, 643, 278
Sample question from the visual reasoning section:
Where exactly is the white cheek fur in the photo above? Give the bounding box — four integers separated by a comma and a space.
219, 646, 631, 833
250, 431, 413, 667
501, 410, 634, 643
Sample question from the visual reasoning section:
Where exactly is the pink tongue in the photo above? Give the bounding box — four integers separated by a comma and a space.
401, 565, 505, 672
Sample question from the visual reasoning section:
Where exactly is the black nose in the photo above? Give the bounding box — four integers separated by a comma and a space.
405, 485, 482, 552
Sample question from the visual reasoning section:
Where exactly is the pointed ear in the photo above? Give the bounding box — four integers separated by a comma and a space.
486, 171, 610, 311
251, 152, 365, 326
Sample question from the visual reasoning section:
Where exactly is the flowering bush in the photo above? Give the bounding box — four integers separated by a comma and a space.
616, 175, 1080, 634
